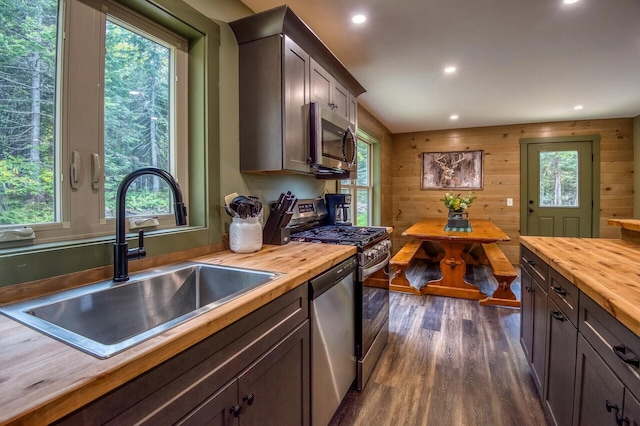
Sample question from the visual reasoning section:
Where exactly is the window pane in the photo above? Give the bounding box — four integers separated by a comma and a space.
539, 150, 579, 207
104, 20, 172, 218
356, 140, 369, 186
356, 189, 369, 226
0, 0, 58, 225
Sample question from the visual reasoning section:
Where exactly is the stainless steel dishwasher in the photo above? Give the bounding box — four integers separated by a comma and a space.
309, 255, 357, 426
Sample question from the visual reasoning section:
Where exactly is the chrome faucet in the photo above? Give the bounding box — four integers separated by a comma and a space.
114, 167, 187, 282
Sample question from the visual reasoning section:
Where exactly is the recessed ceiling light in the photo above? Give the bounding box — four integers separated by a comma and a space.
563, 0, 579, 4
450, 114, 459, 120
352, 14, 366, 24
444, 66, 457, 74
574, 105, 584, 110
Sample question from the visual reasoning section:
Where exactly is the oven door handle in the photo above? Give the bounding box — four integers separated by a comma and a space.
362, 252, 391, 280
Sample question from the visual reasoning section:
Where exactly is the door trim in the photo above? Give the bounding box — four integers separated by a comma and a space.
519, 135, 601, 237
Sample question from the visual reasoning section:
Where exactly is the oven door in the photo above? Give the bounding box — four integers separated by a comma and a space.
357, 251, 390, 360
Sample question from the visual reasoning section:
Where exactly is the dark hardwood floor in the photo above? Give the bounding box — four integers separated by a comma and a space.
330, 260, 549, 426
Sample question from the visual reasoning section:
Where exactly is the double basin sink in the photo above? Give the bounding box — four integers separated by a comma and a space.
0, 262, 281, 358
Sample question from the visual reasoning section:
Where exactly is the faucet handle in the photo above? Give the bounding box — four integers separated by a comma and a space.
126, 230, 146, 260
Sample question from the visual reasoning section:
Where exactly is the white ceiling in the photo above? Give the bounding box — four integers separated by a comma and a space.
240, 0, 640, 133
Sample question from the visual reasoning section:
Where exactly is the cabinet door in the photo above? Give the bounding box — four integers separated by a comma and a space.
622, 391, 640, 426
573, 334, 625, 426
283, 36, 311, 172
179, 380, 239, 426
349, 95, 358, 127
531, 276, 548, 395
331, 80, 349, 118
310, 58, 350, 119
238, 321, 310, 426
520, 266, 535, 362
545, 299, 578, 426
310, 59, 332, 106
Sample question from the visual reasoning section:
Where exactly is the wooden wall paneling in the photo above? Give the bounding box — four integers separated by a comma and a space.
391, 118, 634, 264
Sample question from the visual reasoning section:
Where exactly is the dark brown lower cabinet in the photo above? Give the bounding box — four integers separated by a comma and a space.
545, 299, 577, 426
573, 334, 625, 426
56, 285, 310, 425
520, 264, 548, 396
623, 391, 640, 426
182, 322, 309, 425
521, 244, 640, 426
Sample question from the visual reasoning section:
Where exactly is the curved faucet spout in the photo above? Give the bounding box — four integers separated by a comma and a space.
114, 167, 187, 282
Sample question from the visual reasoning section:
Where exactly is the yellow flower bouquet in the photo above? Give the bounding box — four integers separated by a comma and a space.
442, 192, 476, 211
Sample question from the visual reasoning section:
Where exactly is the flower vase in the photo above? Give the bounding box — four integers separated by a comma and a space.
447, 209, 469, 228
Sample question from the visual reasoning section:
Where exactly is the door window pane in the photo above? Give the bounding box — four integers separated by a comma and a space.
539, 150, 579, 207
104, 19, 172, 218
0, 0, 59, 225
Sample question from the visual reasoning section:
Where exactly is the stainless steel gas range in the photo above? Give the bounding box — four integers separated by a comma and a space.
289, 198, 390, 390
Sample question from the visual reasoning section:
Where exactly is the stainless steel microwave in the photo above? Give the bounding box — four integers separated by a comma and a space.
306, 102, 356, 179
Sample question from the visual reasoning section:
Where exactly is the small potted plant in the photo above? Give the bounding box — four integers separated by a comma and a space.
441, 192, 476, 228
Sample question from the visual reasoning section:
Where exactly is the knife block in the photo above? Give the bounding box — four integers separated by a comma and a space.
263, 210, 293, 245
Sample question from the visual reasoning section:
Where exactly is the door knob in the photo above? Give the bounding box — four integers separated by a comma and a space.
528, 208, 534, 213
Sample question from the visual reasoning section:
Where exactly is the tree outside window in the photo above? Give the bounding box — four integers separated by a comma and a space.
341, 136, 372, 226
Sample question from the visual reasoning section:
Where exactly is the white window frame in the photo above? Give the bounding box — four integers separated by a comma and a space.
0, 0, 189, 245
340, 131, 373, 226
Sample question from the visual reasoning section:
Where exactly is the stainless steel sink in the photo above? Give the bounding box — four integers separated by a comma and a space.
0, 262, 282, 358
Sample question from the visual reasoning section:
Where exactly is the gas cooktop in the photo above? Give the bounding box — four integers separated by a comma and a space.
291, 225, 387, 247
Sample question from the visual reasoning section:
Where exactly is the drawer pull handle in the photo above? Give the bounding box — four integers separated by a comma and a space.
551, 311, 565, 321
551, 286, 566, 296
243, 393, 255, 406
606, 399, 619, 413
526, 259, 535, 266
230, 405, 241, 417
613, 344, 640, 368
525, 286, 534, 293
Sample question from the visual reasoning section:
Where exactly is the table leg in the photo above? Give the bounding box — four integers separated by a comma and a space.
479, 274, 521, 307
420, 241, 486, 300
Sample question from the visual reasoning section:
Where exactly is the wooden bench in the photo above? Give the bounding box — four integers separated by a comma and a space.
479, 242, 520, 307
389, 239, 423, 294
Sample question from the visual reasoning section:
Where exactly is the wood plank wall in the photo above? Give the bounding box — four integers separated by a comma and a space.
391, 118, 634, 264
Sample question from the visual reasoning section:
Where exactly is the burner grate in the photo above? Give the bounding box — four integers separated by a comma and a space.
291, 225, 387, 247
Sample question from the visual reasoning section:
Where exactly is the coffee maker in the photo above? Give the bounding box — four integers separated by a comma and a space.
325, 194, 352, 226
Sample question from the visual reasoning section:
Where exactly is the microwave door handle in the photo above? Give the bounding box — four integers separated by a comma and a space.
342, 126, 356, 166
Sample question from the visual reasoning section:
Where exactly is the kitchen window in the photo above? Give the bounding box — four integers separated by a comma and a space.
0, 0, 220, 286
341, 131, 373, 226
0, 0, 189, 244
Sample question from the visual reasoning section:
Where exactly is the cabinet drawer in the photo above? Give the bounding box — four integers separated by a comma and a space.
521, 246, 548, 291
579, 293, 640, 400
548, 268, 579, 326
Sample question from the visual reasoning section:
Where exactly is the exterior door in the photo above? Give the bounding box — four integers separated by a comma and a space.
525, 141, 593, 237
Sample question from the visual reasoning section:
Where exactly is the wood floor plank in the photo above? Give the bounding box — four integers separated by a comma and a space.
330, 261, 548, 426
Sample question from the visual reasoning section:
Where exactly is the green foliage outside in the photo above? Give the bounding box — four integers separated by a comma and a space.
539, 151, 579, 207
0, 0, 173, 226
0, 0, 57, 225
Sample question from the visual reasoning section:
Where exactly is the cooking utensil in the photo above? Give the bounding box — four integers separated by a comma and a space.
224, 205, 238, 217
224, 192, 239, 208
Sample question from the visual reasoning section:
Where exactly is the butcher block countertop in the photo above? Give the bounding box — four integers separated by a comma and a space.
520, 236, 640, 338
0, 242, 356, 425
